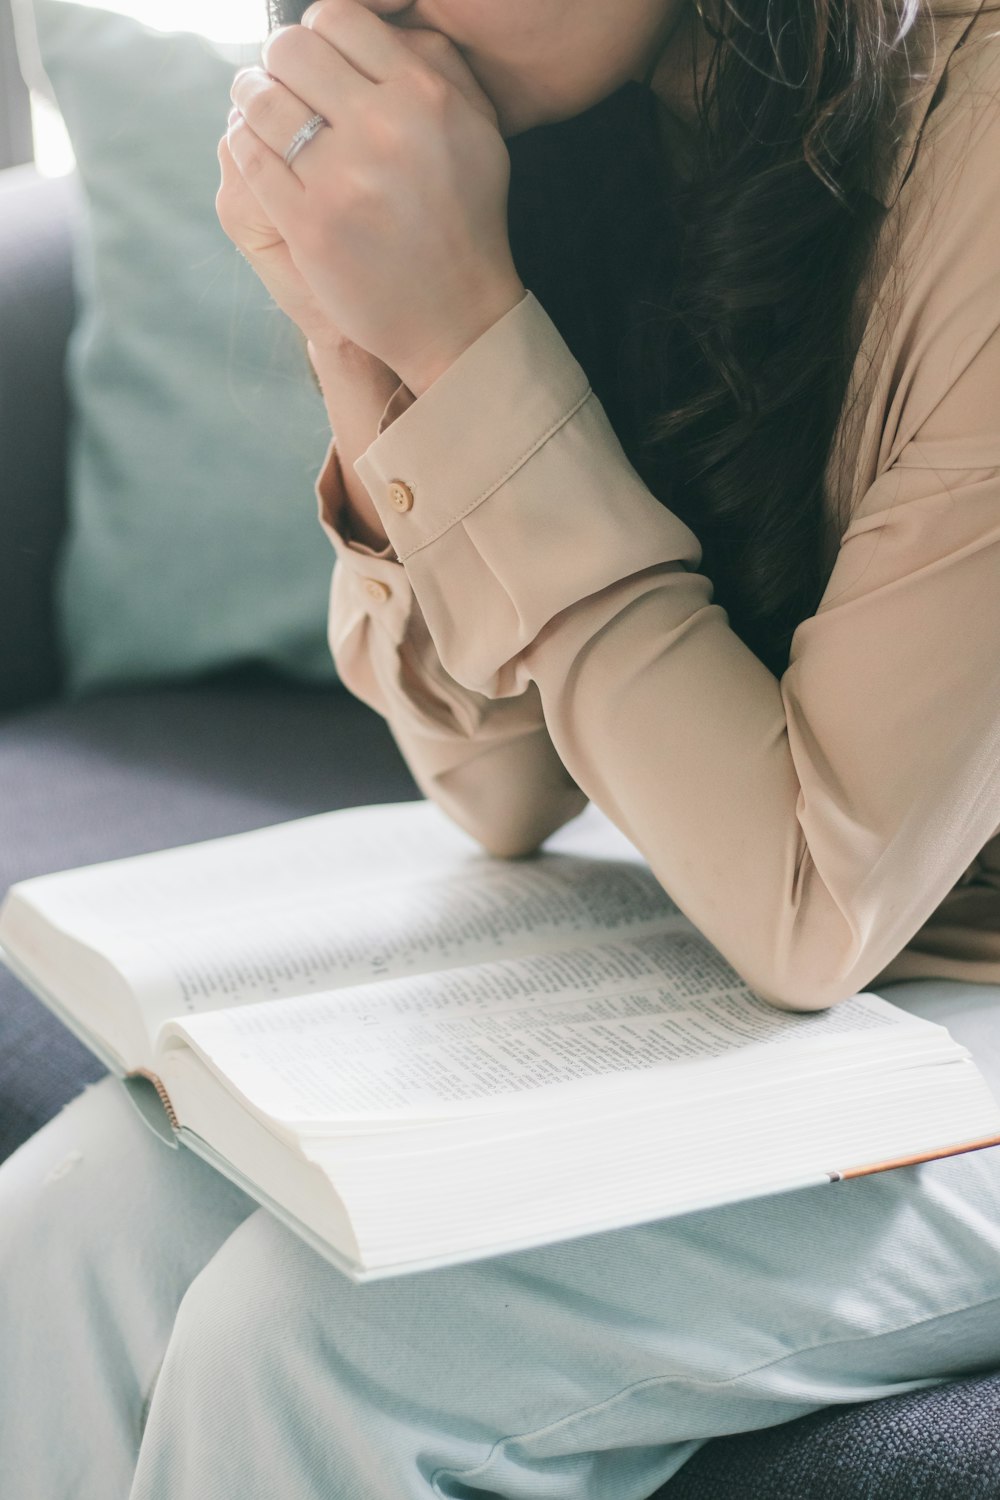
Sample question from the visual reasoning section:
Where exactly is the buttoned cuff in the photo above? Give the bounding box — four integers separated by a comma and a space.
314, 434, 413, 647
350, 290, 703, 692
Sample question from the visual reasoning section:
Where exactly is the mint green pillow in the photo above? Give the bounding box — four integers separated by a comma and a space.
17, 0, 337, 693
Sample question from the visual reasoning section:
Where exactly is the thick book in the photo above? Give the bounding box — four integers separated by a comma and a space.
2, 799, 999, 1283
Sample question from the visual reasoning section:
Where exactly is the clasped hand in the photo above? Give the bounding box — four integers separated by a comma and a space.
217, 0, 526, 396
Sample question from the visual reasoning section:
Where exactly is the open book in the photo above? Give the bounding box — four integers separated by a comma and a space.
3, 799, 999, 1282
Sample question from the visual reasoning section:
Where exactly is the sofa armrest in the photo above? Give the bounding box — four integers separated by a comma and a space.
0, 164, 78, 712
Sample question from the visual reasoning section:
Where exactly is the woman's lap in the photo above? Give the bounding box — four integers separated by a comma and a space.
3, 978, 1000, 1500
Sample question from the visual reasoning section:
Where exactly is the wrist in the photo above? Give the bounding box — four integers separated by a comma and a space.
397, 279, 527, 399
306, 332, 351, 362
307, 335, 385, 375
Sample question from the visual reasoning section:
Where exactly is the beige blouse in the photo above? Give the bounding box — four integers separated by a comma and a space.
315, 0, 1000, 1011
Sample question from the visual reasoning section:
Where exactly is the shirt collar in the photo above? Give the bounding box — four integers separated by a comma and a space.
865, 0, 989, 208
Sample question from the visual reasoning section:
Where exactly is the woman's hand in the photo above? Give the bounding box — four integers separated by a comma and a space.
216, 17, 472, 363
223, 0, 526, 397
215, 15, 481, 363
217, 131, 356, 355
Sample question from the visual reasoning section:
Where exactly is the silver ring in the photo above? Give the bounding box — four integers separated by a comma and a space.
283, 112, 328, 167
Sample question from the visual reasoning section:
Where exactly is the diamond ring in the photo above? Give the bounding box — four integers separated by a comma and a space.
283, 113, 329, 168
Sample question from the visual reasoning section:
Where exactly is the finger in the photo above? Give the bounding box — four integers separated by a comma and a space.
390, 27, 499, 127
230, 66, 331, 171
216, 134, 284, 253
259, 7, 497, 141
258, 22, 369, 121
225, 109, 305, 230
217, 131, 257, 238
257, 0, 418, 119
296, 0, 417, 82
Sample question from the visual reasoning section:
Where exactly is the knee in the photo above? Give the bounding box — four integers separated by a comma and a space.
161, 1209, 329, 1396
0, 1078, 151, 1273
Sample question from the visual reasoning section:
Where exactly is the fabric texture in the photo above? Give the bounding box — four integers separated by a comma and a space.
665, 1369, 1000, 1499
2, 981, 1000, 1498
12, 0, 337, 694
0, 679, 419, 1161
0, 165, 76, 711
316, 0, 1000, 1010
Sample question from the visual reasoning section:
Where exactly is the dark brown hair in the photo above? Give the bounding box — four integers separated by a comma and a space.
267, 0, 995, 676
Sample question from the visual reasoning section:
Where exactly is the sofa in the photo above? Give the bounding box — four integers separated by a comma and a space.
2, 159, 999, 1498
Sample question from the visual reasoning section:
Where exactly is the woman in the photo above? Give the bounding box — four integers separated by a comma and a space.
2, 0, 1000, 1495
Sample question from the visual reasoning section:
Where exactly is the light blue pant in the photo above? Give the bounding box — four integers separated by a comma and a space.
2, 978, 1000, 1499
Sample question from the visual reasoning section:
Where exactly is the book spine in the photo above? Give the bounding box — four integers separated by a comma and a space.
128, 1068, 180, 1132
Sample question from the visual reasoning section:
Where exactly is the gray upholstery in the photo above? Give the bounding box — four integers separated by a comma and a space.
665, 1370, 1000, 1499
0, 165, 78, 710
2, 161, 998, 1497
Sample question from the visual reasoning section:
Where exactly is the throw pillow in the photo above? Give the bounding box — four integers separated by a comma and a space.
13, 0, 338, 694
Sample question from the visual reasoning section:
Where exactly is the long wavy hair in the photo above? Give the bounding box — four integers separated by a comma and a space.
266, 0, 993, 676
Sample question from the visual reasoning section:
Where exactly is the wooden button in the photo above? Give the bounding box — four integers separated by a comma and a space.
388, 480, 414, 514
363, 578, 391, 604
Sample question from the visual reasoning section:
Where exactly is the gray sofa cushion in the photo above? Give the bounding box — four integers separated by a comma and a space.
0, 165, 77, 710
664, 1368, 1000, 1498
0, 676, 419, 1158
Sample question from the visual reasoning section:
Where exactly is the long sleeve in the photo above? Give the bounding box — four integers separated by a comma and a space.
335, 46, 1000, 1013
316, 433, 587, 857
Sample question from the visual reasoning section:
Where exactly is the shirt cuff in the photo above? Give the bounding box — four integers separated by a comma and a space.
350, 289, 703, 691
314, 433, 412, 646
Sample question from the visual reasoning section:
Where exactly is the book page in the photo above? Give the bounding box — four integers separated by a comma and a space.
1, 799, 649, 1054
161, 930, 936, 1124
12, 802, 481, 933
14, 800, 637, 934
124, 857, 685, 1039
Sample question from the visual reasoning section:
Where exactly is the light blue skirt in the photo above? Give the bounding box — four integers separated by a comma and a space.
2, 978, 1000, 1499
